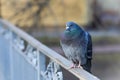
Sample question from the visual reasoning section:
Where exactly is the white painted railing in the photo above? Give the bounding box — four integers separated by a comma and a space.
0, 19, 100, 80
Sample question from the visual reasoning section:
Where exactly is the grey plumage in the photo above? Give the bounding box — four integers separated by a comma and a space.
60, 21, 92, 73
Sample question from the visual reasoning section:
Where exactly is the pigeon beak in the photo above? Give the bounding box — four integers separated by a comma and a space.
66, 26, 69, 30
66, 26, 70, 31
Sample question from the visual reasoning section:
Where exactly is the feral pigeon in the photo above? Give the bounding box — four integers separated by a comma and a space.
60, 21, 92, 73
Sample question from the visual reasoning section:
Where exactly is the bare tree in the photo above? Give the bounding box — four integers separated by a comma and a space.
8, 0, 51, 32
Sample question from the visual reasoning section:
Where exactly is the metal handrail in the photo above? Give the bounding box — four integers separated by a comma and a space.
0, 19, 100, 80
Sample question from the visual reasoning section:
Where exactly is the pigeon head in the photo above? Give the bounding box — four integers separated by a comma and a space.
62, 21, 83, 40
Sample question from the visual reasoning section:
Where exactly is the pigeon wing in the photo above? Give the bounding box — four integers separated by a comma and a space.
86, 33, 92, 59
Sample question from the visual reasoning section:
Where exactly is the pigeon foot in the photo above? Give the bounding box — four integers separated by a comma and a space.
77, 64, 83, 69
68, 64, 76, 69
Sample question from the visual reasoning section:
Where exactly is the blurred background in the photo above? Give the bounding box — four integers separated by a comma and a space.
1, 0, 120, 80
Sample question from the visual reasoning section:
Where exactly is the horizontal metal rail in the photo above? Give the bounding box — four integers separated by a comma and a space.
0, 19, 100, 80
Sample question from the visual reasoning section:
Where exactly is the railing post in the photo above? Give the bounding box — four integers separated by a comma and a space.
8, 30, 13, 80
37, 50, 40, 80
39, 51, 46, 80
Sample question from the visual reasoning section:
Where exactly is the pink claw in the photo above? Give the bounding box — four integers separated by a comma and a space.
69, 64, 76, 69
77, 63, 83, 69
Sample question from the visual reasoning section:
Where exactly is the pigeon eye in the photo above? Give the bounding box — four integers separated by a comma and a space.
70, 24, 73, 27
